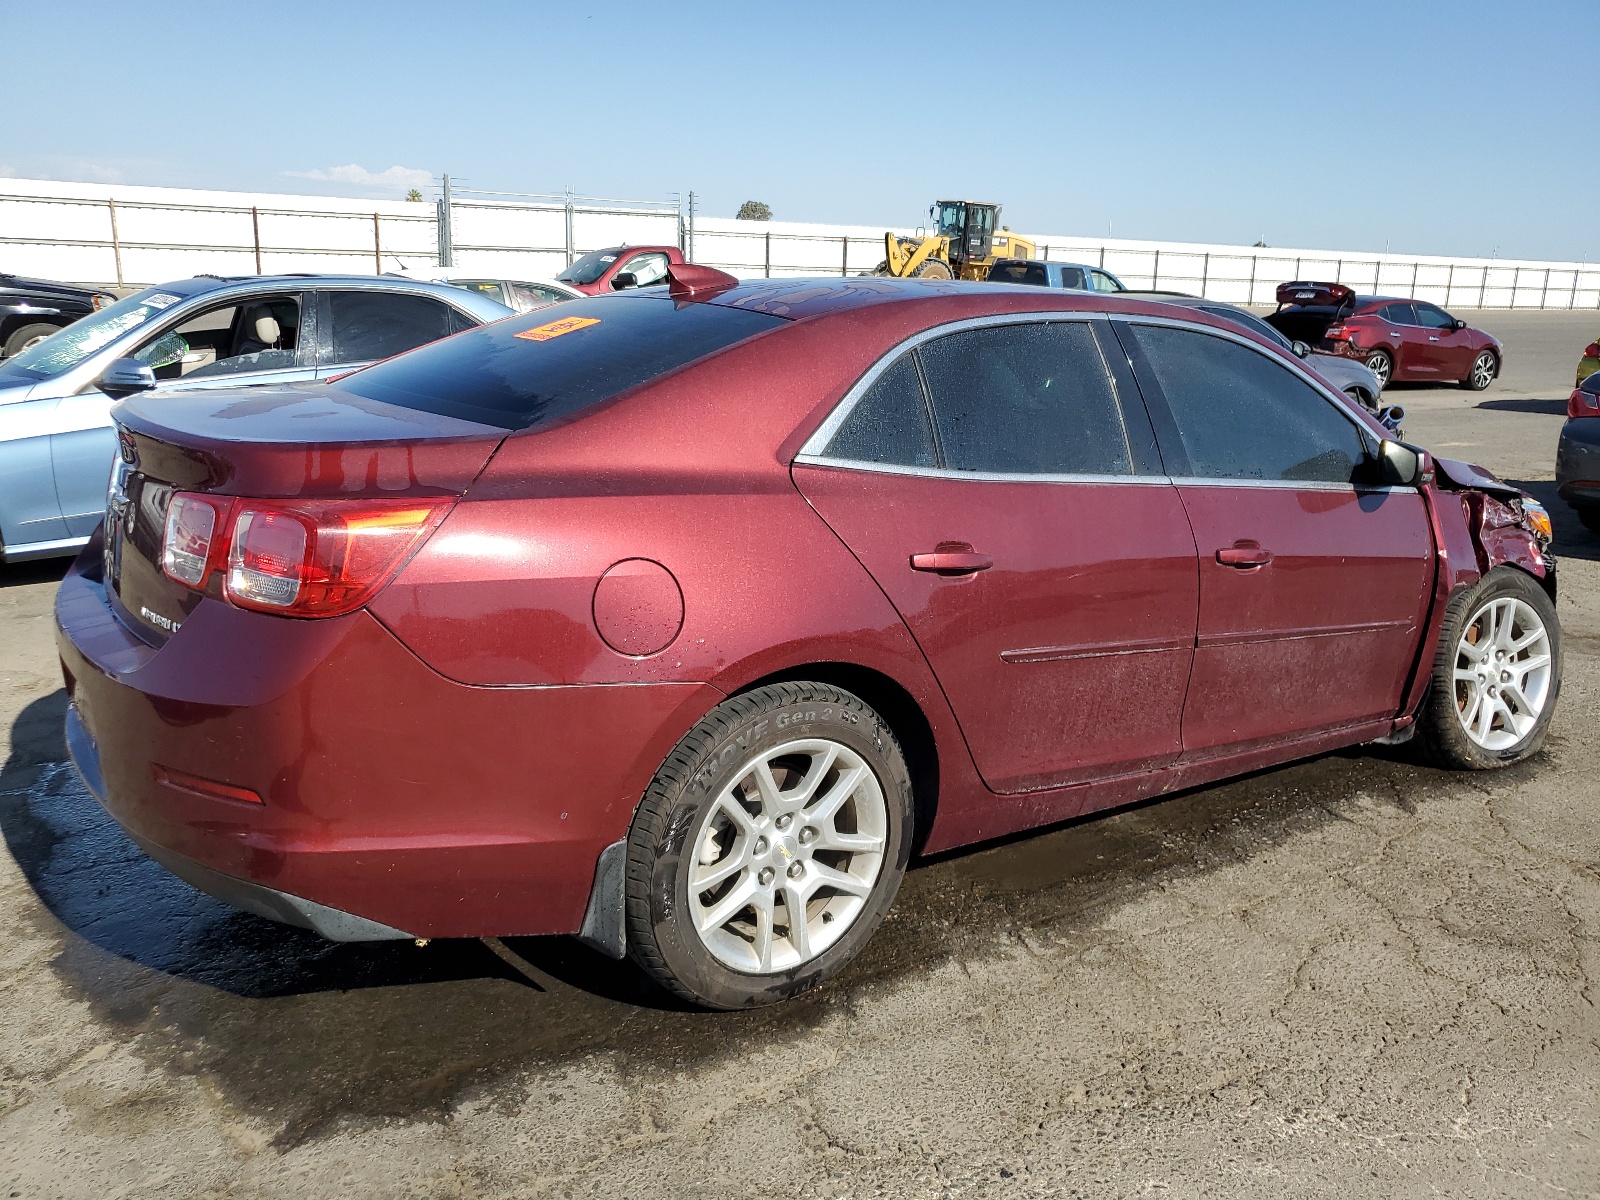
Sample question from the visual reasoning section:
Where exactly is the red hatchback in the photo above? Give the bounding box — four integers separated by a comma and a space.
1267, 282, 1503, 391
57, 271, 1561, 1009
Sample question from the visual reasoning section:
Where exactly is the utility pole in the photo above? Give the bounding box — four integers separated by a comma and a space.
687, 191, 696, 263
437, 173, 454, 267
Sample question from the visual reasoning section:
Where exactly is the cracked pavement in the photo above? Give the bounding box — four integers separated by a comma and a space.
1, 311, 1596, 1198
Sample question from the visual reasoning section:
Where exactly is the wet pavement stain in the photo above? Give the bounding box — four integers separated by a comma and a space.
0, 684, 1543, 1148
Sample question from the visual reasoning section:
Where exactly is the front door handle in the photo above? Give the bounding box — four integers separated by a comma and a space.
1216, 542, 1272, 568
911, 544, 994, 575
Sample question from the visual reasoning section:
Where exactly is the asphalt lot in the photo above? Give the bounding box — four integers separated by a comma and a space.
2, 310, 1597, 1198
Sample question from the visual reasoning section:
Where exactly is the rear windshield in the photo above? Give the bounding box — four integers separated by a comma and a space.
337, 293, 785, 430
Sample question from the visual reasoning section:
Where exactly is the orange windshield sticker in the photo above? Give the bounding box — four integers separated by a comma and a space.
516, 315, 601, 342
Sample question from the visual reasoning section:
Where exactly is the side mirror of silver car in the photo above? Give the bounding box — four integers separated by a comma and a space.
1291, 340, 1311, 359
1376, 439, 1426, 487
98, 358, 156, 397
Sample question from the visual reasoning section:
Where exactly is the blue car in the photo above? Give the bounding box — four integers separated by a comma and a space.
0, 274, 512, 561
986, 258, 1127, 292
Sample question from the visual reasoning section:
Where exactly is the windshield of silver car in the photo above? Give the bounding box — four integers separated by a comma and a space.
0, 289, 183, 382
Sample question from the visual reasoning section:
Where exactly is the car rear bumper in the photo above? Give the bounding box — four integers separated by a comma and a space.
1556, 419, 1600, 507
55, 552, 718, 941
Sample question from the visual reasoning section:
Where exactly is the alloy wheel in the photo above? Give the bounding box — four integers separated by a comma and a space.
687, 738, 887, 974
1471, 352, 1496, 390
1453, 596, 1552, 750
1366, 351, 1392, 388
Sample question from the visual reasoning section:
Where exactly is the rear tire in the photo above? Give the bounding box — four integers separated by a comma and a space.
1576, 505, 1600, 535
3, 322, 60, 358
625, 682, 914, 1010
1415, 567, 1559, 769
1462, 350, 1497, 391
1364, 349, 1393, 388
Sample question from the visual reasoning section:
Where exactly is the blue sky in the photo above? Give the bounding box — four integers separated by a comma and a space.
9, 0, 1596, 261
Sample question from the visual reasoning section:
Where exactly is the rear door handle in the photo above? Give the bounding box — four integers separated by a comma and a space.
911, 546, 994, 575
1216, 543, 1272, 568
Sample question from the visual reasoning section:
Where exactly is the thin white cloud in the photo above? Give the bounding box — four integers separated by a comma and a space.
286, 163, 432, 191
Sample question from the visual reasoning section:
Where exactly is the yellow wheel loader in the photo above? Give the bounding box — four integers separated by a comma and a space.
879, 200, 1036, 280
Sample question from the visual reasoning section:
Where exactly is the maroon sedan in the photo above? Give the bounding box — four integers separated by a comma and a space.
554, 244, 686, 295
57, 269, 1560, 1009
1267, 282, 1502, 391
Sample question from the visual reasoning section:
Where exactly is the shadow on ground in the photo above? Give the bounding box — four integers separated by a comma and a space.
1478, 397, 1570, 415
1, 558, 69, 589
0, 679, 1496, 1145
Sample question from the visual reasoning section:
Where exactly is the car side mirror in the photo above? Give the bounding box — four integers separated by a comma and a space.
98, 357, 156, 397
1375, 439, 1425, 487
1452, 318, 1467, 331
611, 271, 638, 291
1291, 340, 1310, 359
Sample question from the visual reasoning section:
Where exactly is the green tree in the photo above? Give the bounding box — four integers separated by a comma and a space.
406, 188, 423, 202
736, 200, 772, 221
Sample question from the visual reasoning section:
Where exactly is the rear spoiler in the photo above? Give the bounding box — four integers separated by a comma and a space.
1275, 281, 1355, 313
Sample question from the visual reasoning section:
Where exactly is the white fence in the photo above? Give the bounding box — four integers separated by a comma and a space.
3, 176, 1597, 310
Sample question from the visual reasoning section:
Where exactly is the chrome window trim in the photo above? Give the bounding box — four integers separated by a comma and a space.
1167, 476, 1416, 495
789, 455, 1415, 495
797, 310, 1111, 459
790, 455, 1173, 486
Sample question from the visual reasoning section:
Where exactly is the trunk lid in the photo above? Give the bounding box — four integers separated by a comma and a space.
1266, 281, 1358, 345
105, 382, 507, 644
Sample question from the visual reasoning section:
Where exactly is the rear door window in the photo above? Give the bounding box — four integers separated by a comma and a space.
1381, 302, 1419, 325
327, 291, 455, 364
338, 293, 785, 430
823, 356, 936, 467
918, 322, 1132, 475
1059, 267, 1088, 288
1124, 323, 1370, 484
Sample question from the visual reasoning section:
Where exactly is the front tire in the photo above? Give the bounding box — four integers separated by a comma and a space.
1344, 386, 1376, 413
1364, 349, 1393, 389
1415, 567, 1560, 769
625, 682, 914, 1009
910, 258, 954, 280
1576, 505, 1600, 535
1462, 350, 1497, 391
3, 321, 60, 358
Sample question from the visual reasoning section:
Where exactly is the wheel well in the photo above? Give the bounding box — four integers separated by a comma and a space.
732, 662, 940, 855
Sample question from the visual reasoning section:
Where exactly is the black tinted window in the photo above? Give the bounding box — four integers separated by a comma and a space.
1416, 304, 1454, 329
1128, 324, 1369, 483
918, 322, 1131, 475
1059, 267, 1087, 288
1381, 302, 1418, 325
329, 292, 453, 362
825, 356, 935, 467
339, 294, 784, 430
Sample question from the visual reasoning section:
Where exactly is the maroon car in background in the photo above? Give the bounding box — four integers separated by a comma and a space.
56, 271, 1560, 1010
1267, 282, 1502, 391
555, 244, 687, 294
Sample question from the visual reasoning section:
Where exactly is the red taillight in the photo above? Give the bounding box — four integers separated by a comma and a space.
1569, 388, 1600, 419
161, 493, 452, 617
1585, 342, 1600, 358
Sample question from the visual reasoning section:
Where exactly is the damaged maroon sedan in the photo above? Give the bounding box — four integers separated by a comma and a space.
57, 268, 1561, 1009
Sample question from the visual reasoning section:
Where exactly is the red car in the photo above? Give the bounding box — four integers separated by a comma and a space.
57, 270, 1561, 1010
1266, 282, 1502, 391
554, 244, 686, 295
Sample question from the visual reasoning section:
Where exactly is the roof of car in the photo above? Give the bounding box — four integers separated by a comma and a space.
692, 275, 1232, 326
135, 274, 514, 317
